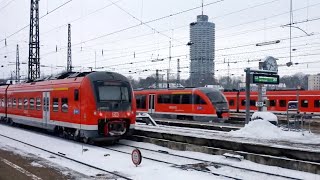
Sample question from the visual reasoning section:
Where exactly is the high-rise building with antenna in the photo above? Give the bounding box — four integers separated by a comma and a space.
189, 14, 215, 87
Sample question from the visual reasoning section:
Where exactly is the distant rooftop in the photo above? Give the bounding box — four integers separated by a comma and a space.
197, 15, 208, 22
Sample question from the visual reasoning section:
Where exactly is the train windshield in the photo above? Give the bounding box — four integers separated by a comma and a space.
98, 86, 129, 101
94, 81, 131, 111
199, 88, 229, 114
199, 88, 227, 103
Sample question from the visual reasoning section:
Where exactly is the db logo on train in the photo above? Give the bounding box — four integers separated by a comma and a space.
112, 112, 119, 117
132, 149, 142, 167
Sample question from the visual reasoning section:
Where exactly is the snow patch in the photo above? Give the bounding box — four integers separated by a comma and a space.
251, 112, 278, 123
230, 120, 318, 141
30, 161, 44, 168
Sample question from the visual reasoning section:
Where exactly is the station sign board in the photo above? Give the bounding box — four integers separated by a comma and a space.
255, 101, 264, 107
251, 74, 279, 85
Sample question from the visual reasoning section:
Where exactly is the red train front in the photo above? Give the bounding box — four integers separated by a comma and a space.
0, 71, 136, 143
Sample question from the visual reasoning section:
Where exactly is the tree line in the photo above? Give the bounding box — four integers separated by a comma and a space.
128, 73, 309, 90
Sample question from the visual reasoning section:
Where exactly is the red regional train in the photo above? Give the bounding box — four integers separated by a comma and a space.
0, 71, 136, 143
134, 87, 229, 121
224, 90, 320, 114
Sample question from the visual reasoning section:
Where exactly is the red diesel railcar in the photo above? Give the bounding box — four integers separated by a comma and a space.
0, 71, 136, 142
224, 90, 320, 114
134, 87, 229, 121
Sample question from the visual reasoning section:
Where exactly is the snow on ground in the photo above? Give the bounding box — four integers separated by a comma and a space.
0, 124, 223, 180
136, 121, 320, 152
0, 124, 319, 179
119, 140, 320, 180
229, 120, 320, 142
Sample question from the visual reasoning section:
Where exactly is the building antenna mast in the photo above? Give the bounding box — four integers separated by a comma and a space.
202, 0, 204, 15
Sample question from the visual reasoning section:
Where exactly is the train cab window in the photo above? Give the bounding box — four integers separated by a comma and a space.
12, 98, 16, 108
229, 99, 235, 106
172, 95, 181, 104
29, 98, 35, 110
74, 89, 79, 101
1, 98, 4, 107
61, 98, 68, 112
36, 98, 41, 110
53, 98, 59, 112
18, 99, 22, 109
181, 94, 191, 104
193, 94, 206, 104
24, 98, 28, 109
314, 100, 320, 108
301, 100, 308, 108
158, 94, 171, 104
270, 100, 276, 107
279, 100, 286, 107
8, 98, 12, 108
136, 95, 146, 109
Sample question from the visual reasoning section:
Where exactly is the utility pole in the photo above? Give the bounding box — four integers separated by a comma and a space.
289, 0, 292, 65
28, 0, 40, 81
177, 58, 180, 86
95, 51, 97, 70
167, 41, 171, 88
227, 59, 230, 89
156, 69, 159, 89
67, 24, 72, 72
166, 69, 170, 88
16, 44, 20, 82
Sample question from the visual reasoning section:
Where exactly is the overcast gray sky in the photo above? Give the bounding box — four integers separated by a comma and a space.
0, 0, 319, 80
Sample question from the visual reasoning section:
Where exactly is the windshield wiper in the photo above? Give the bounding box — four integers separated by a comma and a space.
213, 101, 227, 104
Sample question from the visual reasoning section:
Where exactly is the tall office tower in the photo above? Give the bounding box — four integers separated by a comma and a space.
189, 15, 215, 87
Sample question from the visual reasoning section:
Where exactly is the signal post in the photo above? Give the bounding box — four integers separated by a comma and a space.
244, 56, 279, 124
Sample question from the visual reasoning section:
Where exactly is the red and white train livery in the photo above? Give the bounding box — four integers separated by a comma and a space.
134, 87, 229, 121
0, 71, 136, 142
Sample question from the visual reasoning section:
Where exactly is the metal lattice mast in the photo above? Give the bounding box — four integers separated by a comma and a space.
28, 0, 40, 81
67, 24, 72, 72
16, 44, 20, 82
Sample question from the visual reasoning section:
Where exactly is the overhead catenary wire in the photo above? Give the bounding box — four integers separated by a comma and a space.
0, 0, 15, 12
0, 0, 73, 43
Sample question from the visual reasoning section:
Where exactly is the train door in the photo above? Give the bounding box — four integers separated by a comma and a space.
148, 94, 155, 113
42, 92, 50, 128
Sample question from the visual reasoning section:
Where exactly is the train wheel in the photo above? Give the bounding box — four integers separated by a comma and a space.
82, 137, 94, 145
72, 132, 80, 141
8, 119, 15, 126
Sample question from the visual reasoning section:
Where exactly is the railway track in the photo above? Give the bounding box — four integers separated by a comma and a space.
0, 132, 132, 180
103, 144, 240, 180
111, 141, 302, 180
131, 125, 320, 174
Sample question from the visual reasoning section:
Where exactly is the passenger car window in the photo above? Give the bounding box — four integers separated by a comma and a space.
29, 98, 35, 110
36, 98, 41, 110
53, 98, 59, 112
24, 98, 28, 109
61, 98, 68, 112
